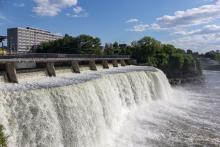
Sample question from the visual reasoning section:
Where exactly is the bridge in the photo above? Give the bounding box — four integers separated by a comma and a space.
0, 53, 136, 83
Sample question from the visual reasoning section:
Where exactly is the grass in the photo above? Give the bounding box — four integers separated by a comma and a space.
0, 125, 7, 147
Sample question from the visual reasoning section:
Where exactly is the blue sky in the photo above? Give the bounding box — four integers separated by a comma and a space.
1, 0, 220, 52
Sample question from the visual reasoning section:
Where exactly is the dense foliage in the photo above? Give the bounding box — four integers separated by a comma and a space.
33, 34, 102, 55
0, 125, 7, 147
33, 35, 202, 79
104, 37, 201, 78
202, 50, 220, 62
130, 37, 202, 78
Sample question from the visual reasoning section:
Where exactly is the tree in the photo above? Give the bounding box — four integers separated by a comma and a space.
154, 53, 169, 71
33, 34, 102, 55
162, 44, 176, 55
182, 54, 196, 77
137, 36, 162, 56
168, 53, 184, 77
113, 42, 119, 49
132, 36, 162, 63
187, 49, 193, 54
104, 43, 114, 55
76, 35, 102, 55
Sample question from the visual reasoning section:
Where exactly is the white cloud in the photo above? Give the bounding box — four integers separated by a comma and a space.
167, 33, 220, 52
128, 23, 166, 32
126, 18, 139, 23
126, 0, 220, 51
174, 24, 220, 35
73, 6, 83, 14
130, 24, 150, 32
33, 0, 78, 16
157, 0, 220, 28
66, 6, 88, 18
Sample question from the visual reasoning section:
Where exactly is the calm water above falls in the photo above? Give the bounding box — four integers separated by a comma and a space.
115, 70, 220, 147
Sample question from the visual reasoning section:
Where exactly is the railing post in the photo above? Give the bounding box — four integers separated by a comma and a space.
46, 62, 56, 77
120, 60, 126, 66
89, 60, 97, 71
102, 60, 109, 69
71, 61, 80, 73
5, 62, 18, 83
112, 60, 118, 67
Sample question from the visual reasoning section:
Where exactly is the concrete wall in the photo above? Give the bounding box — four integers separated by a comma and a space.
0, 59, 136, 83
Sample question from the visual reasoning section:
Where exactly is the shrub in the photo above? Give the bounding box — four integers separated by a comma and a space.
0, 125, 7, 147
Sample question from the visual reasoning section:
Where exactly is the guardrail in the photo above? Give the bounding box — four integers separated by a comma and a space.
0, 53, 131, 59
0, 53, 136, 83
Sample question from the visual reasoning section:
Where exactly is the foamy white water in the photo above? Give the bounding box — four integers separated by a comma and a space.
0, 66, 219, 147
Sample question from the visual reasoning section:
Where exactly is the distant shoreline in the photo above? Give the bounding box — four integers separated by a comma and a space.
169, 76, 203, 85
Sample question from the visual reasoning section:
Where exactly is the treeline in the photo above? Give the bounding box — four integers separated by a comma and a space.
32, 34, 102, 55
32, 34, 202, 79
201, 50, 220, 62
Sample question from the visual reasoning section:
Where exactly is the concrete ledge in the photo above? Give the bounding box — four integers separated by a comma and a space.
127, 59, 137, 65
71, 61, 80, 73
120, 60, 126, 66
112, 60, 118, 67
5, 62, 18, 83
102, 60, 109, 69
0, 56, 134, 83
89, 60, 97, 71
46, 62, 56, 77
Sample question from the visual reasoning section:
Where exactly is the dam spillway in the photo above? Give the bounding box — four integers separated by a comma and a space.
0, 66, 172, 147
0, 54, 137, 83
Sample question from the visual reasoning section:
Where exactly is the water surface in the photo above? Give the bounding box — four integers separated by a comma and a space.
115, 70, 220, 147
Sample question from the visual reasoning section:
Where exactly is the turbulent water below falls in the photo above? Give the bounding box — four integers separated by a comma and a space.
0, 66, 219, 147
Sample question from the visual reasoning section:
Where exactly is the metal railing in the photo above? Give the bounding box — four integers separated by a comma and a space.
0, 53, 131, 59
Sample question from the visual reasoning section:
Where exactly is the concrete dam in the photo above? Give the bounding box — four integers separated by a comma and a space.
0, 54, 137, 83
0, 53, 175, 147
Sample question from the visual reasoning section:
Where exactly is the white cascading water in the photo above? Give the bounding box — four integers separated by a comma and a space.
0, 66, 172, 147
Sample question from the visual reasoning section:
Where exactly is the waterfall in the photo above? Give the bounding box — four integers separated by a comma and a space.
0, 66, 172, 147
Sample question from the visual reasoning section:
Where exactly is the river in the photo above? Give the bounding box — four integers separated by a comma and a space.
114, 70, 220, 147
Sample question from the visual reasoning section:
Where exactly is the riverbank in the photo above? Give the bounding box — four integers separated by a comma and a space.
138, 64, 202, 85
169, 76, 204, 85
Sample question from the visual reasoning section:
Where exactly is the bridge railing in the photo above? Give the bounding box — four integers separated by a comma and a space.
0, 53, 137, 83
0, 53, 131, 59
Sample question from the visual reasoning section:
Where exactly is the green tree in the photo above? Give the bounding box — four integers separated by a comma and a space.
168, 53, 184, 77
33, 34, 102, 55
132, 36, 162, 63
104, 43, 114, 55
182, 54, 196, 77
162, 44, 176, 55
154, 53, 169, 71
187, 49, 193, 55
76, 35, 102, 55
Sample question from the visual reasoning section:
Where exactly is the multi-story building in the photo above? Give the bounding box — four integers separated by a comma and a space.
7, 27, 63, 53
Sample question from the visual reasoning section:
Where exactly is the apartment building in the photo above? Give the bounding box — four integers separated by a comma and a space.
7, 27, 63, 53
